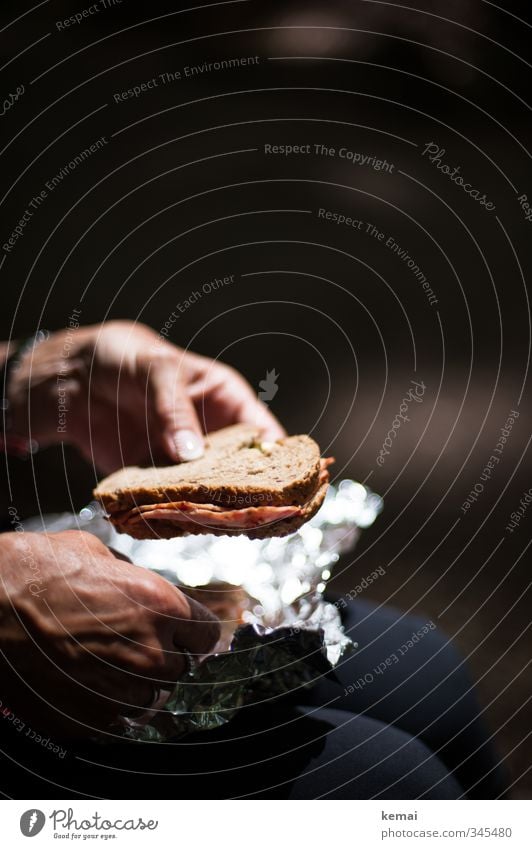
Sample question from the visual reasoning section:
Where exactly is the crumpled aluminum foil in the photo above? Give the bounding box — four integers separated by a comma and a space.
24, 480, 382, 741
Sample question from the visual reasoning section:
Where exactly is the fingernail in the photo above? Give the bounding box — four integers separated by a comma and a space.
174, 429, 204, 461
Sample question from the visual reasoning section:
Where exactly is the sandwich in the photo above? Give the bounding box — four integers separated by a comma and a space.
93, 423, 333, 540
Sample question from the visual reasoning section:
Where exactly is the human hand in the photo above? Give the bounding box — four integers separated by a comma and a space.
7, 320, 285, 472
0, 529, 220, 738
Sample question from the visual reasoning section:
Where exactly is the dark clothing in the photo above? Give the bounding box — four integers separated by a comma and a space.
306, 599, 506, 799
0, 600, 505, 799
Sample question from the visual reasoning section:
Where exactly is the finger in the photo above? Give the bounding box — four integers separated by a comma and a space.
228, 378, 286, 441
170, 594, 221, 657
118, 572, 220, 678
249, 399, 287, 442
141, 634, 189, 684
148, 356, 205, 462
81, 643, 183, 711
104, 679, 159, 721
74, 643, 183, 717
193, 366, 286, 440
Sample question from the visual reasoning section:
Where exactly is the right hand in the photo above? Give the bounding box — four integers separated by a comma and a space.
0, 529, 220, 738
7, 321, 285, 472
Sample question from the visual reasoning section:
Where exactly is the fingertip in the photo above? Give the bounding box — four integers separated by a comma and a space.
172, 429, 204, 462
261, 421, 287, 441
253, 405, 286, 441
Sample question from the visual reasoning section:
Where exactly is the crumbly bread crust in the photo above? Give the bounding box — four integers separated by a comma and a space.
110, 478, 329, 541
94, 424, 322, 512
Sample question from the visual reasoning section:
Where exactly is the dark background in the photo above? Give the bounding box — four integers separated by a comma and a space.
1, 0, 531, 796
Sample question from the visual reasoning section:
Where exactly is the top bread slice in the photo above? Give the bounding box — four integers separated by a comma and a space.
94, 424, 322, 514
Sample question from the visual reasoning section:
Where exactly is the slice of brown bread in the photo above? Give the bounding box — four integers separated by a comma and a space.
94, 424, 322, 513
110, 477, 329, 541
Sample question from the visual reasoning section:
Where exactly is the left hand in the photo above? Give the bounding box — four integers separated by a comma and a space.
0, 529, 220, 737
7, 320, 285, 473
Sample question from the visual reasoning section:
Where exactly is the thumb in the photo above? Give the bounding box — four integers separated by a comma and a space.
149, 358, 204, 462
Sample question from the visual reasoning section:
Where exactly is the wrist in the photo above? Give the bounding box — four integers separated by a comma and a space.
1, 338, 36, 457
0, 531, 22, 595
6, 329, 86, 451
0, 341, 16, 368
0, 530, 48, 602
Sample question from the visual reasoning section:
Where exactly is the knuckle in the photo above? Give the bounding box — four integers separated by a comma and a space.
102, 319, 135, 337
224, 364, 247, 388
56, 529, 106, 551
131, 646, 167, 676
105, 319, 138, 333
136, 573, 181, 618
148, 348, 174, 370
135, 575, 166, 608
154, 396, 178, 421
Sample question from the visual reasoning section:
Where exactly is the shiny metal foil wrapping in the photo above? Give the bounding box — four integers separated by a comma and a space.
24, 480, 382, 741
